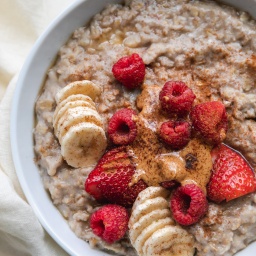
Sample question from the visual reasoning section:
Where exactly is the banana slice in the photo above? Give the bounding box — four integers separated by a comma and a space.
53, 100, 96, 133
134, 217, 174, 255
143, 226, 194, 256
55, 94, 95, 114
129, 197, 169, 228
132, 186, 170, 212
57, 106, 104, 142
53, 80, 107, 168
129, 208, 171, 243
55, 80, 101, 104
129, 186, 195, 256
61, 122, 107, 168
53, 94, 96, 127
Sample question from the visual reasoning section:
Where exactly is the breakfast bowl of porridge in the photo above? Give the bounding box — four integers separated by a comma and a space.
11, 0, 256, 255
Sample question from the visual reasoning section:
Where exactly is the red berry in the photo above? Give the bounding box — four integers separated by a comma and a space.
159, 81, 196, 116
159, 120, 191, 149
207, 144, 256, 203
90, 204, 129, 244
112, 53, 145, 89
190, 101, 228, 145
160, 180, 180, 190
108, 108, 137, 145
170, 184, 208, 226
85, 147, 148, 207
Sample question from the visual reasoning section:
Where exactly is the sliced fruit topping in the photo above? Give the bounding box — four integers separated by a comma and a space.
112, 53, 145, 89
55, 80, 101, 104
108, 108, 137, 145
56, 106, 103, 141
90, 204, 129, 244
190, 101, 228, 145
129, 187, 195, 256
85, 147, 148, 207
61, 122, 107, 168
159, 120, 191, 149
207, 144, 256, 203
53, 94, 96, 132
170, 184, 208, 226
159, 81, 196, 116
53, 80, 107, 168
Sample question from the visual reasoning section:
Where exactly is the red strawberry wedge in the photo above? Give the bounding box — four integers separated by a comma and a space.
85, 147, 148, 207
207, 144, 256, 203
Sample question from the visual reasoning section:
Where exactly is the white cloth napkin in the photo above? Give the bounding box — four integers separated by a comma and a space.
0, 0, 75, 255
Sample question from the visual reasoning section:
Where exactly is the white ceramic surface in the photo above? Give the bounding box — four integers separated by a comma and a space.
10, 0, 256, 255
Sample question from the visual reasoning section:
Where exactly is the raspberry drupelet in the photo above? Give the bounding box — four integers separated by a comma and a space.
90, 204, 129, 244
108, 108, 137, 145
159, 81, 196, 116
170, 184, 208, 226
112, 53, 145, 89
159, 120, 191, 149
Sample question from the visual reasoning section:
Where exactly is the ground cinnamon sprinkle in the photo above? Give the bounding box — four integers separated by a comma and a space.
128, 84, 212, 193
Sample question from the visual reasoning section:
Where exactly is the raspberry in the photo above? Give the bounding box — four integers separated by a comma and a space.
207, 144, 256, 203
190, 101, 228, 145
160, 180, 180, 190
90, 204, 129, 244
108, 108, 137, 145
112, 53, 145, 89
85, 147, 148, 207
159, 81, 196, 116
170, 184, 208, 226
159, 120, 191, 149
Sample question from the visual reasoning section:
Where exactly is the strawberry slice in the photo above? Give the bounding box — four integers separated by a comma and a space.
85, 147, 148, 207
207, 144, 256, 203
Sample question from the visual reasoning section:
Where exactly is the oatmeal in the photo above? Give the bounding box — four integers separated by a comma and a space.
34, 0, 256, 255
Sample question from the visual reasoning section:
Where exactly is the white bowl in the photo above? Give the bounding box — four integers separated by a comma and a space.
10, 0, 256, 255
